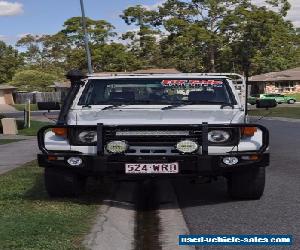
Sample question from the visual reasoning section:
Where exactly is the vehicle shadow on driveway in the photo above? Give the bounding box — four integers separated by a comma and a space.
23, 174, 123, 206
170, 178, 236, 208
24, 174, 235, 210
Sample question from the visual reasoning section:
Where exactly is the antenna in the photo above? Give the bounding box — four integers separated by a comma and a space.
80, 0, 93, 74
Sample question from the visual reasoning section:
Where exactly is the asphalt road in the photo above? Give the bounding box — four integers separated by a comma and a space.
173, 119, 300, 250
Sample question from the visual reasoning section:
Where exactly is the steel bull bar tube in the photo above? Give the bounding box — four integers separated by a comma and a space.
97, 123, 104, 156
37, 123, 269, 156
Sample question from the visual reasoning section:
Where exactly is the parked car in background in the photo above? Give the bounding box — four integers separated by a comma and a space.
260, 94, 296, 104
248, 94, 260, 105
248, 93, 296, 105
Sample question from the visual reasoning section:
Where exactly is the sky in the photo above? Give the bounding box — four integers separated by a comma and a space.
0, 0, 299, 46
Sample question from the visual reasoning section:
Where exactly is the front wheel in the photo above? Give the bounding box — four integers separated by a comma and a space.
288, 99, 296, 104
227, 167, 265, 200
44, 168, 86, 197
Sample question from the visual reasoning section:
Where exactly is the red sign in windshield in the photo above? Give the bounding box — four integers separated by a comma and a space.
161, 79, 223, 87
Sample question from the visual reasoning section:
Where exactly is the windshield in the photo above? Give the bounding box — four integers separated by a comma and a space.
78, 78, 236, 106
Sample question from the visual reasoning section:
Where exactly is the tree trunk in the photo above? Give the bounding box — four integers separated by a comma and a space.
209, 45, 216, 72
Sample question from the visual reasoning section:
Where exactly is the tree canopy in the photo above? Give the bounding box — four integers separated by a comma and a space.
10, 69, 60, 92
1, 0, 299, 90
0, 41, 22, 84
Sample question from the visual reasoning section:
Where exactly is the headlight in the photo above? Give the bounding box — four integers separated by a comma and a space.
208, 130, 230, 143
106, 141, 128, 153
176, 140, 198, 153
78, 131, 97, 144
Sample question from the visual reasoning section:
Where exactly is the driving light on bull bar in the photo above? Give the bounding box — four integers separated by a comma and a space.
106, 141, 128, 154
176, 140, 198, 153
208, 130, 230, 143
78, 131, 97, 144
67, 157, 82, 166
223, 157, 239, 166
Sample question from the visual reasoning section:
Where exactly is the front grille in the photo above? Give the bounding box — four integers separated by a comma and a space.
126, 146, 179, 155
103, 126, 202, 147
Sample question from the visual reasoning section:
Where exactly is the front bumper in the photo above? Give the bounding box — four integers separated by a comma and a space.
37, 123, 270, 178
38, 153, 270, 178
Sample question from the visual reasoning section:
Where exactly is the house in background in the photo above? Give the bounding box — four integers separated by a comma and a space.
0, 85, 17, 105
249, 67, 300, 94
50, 82, 71, 101
51, 82, 71, 93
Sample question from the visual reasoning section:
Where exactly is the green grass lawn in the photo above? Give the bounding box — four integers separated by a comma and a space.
0, 161, 106, 250
18, 120, 52, 136
289, 93, 300, 102
13, 104, 38, 111
0, 139, 23, 145
249, 107, 300, 119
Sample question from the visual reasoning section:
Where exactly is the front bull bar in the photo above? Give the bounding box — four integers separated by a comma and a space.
37, 123, 269, 156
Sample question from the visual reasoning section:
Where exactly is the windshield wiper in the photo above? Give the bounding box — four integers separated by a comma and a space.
101, 100, 152, 110
162, 102, 234, 110
162, 103, 191, 110
101, 104, 125, 110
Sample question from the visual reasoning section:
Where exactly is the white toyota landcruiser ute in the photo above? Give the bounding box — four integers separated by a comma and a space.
37, 70, 275, 199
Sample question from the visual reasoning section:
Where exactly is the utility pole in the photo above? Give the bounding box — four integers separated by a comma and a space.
80, 0, 93, 74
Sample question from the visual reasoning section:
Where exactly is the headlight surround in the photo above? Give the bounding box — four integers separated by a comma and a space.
78, 130, 97, 144
106, 140, 128, 154
176, 140, 199, 153
208, 130, 230, 143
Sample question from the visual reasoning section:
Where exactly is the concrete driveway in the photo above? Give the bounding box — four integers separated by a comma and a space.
0, 138, 38, 175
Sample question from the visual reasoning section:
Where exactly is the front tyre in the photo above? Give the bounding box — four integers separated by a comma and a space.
288, 99, 296, 104
227, 167, 265, 200
44, 168, 86, 197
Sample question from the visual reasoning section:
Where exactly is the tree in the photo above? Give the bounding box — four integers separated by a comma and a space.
154, 0, 299, 74
0, 41, 22, 84
15, 17, 120, 73
120, 5, 161, 67
61, 17, 116, 47
16, 34, 45, 66
221, 4, 300, 75
12, 4, 300, 77
93, 43, 141, 72
155, 0, 251, 72
10, 69, 60, 92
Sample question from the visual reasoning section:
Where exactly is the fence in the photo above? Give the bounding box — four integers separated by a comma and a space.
14, 92, 62, 104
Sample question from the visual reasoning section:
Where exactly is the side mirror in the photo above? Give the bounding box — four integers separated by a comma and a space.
256, 99, 277, 109
37, 102, 60, 111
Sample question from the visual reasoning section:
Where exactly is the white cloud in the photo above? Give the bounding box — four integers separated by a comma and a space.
143, 0, 165, 10
0, 1, 23, 16
285, 0, 300, 27
0, 34, 18, 44
251, 0, 300, 27
17, 33, 31, 38
0, 35, 8, 41
0, 34, 28, 45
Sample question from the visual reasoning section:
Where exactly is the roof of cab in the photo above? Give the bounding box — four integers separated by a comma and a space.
87, 73, 230, 80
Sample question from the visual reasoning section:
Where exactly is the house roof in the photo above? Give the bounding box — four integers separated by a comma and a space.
0, 84, 17, 90
50, 82, 71, 88
249, 67, 300, 82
